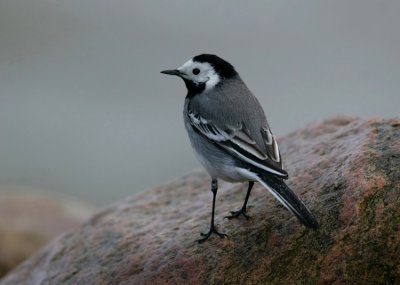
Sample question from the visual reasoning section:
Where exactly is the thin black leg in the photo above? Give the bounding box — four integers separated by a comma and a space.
225, 181, 254, 220
197, 179, 228, 243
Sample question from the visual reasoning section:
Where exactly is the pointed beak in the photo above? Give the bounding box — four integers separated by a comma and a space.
160, 69, 181, 76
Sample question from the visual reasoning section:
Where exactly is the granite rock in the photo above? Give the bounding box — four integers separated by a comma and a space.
1, 116, 399, 285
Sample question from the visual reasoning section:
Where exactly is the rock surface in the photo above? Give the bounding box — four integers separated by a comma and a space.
0, 191, 94, 278
1, 116, 399, 285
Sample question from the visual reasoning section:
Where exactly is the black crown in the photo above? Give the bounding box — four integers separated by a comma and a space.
193, 54, 237, 79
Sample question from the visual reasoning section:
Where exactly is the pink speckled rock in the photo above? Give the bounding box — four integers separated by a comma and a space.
1, 116, 399, 285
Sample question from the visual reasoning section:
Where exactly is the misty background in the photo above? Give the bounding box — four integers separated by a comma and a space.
0, 0, 399, 206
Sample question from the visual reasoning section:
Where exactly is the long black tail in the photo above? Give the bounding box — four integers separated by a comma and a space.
256, 172, 319, 230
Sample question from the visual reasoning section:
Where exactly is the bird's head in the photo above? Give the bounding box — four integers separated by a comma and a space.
161, 54, 238, 96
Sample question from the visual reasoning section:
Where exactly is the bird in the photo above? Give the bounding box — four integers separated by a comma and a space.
161, 54, 319, 242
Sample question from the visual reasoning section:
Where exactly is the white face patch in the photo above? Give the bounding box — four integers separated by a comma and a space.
177, 59, 220, 91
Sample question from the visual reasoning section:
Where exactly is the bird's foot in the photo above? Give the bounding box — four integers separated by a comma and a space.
197, 225, 228, 243
224, 207, 251, 220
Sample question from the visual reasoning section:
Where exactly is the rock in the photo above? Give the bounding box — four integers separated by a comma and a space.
1, 116, 399, 285
0, 190, 94, 278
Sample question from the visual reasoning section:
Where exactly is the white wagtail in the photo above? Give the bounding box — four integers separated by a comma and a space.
161, 54, 319, 242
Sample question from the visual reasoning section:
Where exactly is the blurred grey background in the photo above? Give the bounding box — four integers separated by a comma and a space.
0, 0, 399, 206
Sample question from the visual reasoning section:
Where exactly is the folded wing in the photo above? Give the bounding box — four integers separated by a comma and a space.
187, 110, 288, 179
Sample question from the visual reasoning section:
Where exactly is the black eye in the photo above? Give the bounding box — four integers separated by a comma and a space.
192, 68, 200, 75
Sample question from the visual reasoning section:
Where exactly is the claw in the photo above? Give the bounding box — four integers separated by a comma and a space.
197, 226, 228, 243
224, 207, 251, 220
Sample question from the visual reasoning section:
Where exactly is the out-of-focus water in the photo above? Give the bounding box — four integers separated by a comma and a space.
0, 0, 399, 205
